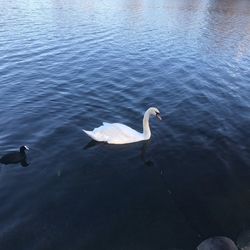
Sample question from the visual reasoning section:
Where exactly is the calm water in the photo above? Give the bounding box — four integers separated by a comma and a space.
0, 0, 250, 249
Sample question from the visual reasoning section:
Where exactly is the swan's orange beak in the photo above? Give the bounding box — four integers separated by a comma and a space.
156, 113, 162, 120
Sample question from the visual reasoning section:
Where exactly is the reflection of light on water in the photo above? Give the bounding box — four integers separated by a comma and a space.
124, 0, 143, 13
236, 28, 250, 62
162, 0, 210, 35
204, 0, 250, 61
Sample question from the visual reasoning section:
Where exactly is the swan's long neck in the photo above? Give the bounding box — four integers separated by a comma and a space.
143, 111, 151, 140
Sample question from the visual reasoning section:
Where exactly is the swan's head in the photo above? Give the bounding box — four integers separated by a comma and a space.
147, 107, 162, 120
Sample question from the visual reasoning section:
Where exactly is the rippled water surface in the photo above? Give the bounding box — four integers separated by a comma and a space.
0, 0, 250, 249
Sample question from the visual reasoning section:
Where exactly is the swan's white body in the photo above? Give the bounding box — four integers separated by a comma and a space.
83, 107, 161, 144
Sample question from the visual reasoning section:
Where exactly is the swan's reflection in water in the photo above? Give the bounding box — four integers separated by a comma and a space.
140, 140, 154, 167
83, 139, 154, 166
83, 140, 105, 150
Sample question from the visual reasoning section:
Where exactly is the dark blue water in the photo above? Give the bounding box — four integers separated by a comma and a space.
0, 0, 250, 249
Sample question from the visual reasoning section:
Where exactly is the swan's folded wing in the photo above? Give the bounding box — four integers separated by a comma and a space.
102, 122, 111, 126
85, 122, 143, 144
105, 123, 143, 144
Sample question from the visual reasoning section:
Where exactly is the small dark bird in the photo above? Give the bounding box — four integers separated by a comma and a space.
0, 145, 29, 166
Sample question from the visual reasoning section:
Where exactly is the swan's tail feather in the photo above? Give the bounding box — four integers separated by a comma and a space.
82, 129, 93, 137
82, 129, 101, 141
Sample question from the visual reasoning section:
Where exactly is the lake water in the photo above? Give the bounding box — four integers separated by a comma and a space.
0, 0, 250, 249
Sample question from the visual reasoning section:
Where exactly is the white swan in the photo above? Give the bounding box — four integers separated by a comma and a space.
82, 107, 161, 144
